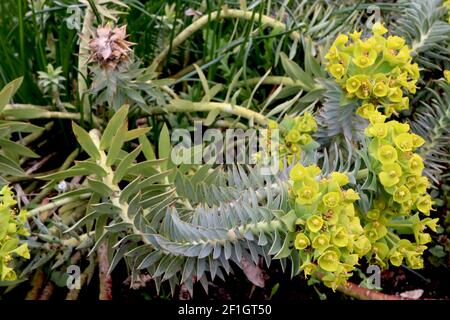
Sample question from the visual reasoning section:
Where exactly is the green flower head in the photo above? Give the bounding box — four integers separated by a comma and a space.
294, 233, 310, 250
364, 227, 379, 242
330, 172, 349, 186
290, 164, 306, 181
306, 215, 324, 233
318, 250, 340, 272
405, 251, 424, 269
405, 175, 418, 189
332, 227, 349, 247
356, 103, 376, 119
416, 195, 433, 215
346, 76, 361, 93
378, 145, 398, 164
367, 123, 388, 139
408, 154, 424, 175
329, 63, 346, 79
322, 191, 342, 208
423, 218, 439, 232
297, 185, 318, 205
417, 233, 431, 245
394, 133, 414, 152
343, 189, 360, 202
298, 134, 312, 145
286, 129, 301, 143
379, 163, 402, 187
386, 36, 406, 50
373, 81, 388, 97
333, 34, 349, 47
388, 87, 403, 103
388, 121, 410, 134
393, 185, 411, 204
295, 112, 318, 132
300, 261, 317, 277
411, 134, 425, 148
372, 242, 389, 260
354, 235, 371, 256
366, 209, 380, 220
389, 250, 403, 267
312, 233, 330, 251
354, 55, 375, 68
355, 76, 372, 100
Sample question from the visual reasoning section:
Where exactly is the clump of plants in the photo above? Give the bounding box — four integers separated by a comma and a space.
0, 0, 449, 301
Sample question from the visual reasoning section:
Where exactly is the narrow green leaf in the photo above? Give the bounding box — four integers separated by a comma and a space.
37, 168, 91, 180
139, 134, 156, 160
0, 154, 25, 174
124, 127, 150, 142
113, 145, 142, 184
158, 123, 171, 170
194, 64, 210, 97
72, 122, 100, 160
0, 139, 39, 158
73, 160, 107, 177
203, 109, 220, 126
100, 104, 130, 150
87, 178, 113, 197
106, 122, 127, 166
0, 77, 23, 112
0, 121, 43, 136
280, 52, 314, 91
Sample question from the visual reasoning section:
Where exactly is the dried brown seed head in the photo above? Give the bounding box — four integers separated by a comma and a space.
88, 24, 134, 71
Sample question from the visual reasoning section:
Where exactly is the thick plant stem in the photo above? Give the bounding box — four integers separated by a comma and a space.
38, 281, 55, 300
27, 193, 91, 217
98, 242, 113, 300
19, 122, 54, 146
25, 269, 45, 300
152, 8, 301, 70
3, 104, 102, 126
88, 129, 151, 245
238, 76, 306, 87
145, 100, 268, 126
337, 281, 410, 300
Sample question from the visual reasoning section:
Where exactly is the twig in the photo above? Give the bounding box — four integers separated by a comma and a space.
145, 101, 268, 125
38, 281, 55, 300
25, 269, 45, 300
337, 281, 411, 300
27, 193, 91, 217
26, 153, 56, 175
19, 122, 54, 146
3, 104, 102, 127
98, 242, 113, 300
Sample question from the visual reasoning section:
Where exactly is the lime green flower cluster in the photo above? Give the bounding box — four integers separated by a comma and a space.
267, 112, 318, 165
290, 164, 368, 290
361, 109, 438, 269
324, 22, 420, 117
363, 111, 432, 216
363, 199, 437, 270
0, 186, 30, 281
